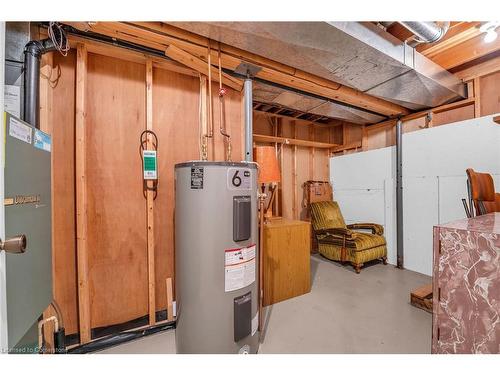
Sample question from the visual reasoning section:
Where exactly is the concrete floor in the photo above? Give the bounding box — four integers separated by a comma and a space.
99, 255, 432, 354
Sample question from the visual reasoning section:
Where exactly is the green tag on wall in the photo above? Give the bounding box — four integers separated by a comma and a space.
143, 150, 157, 180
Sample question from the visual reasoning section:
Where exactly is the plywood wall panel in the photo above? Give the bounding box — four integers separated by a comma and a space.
479, 71, 500, 116
86, 54, 148, 328
433, 104, 474, 127
152, 68, 199, 309
43, 51, 79, 335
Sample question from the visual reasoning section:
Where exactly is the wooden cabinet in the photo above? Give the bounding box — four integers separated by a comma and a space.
263, 219, 311, 306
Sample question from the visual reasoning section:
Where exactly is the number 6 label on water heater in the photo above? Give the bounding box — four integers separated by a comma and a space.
227, 168, 252, 190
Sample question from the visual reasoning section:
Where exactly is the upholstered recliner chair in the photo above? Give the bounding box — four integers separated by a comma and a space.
310, 201, 387, 273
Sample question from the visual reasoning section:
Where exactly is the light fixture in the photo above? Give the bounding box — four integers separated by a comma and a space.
480, 21, 500, 43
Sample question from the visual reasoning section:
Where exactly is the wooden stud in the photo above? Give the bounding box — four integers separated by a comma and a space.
473, 77, 481, 118
292, 121, 298, 220
278, 118, 284, 217
309, 125, 315, 181
39, 52, 56, 352
75, 43, 91, 344
361, 125, 368, 151
146, 59, 156, 326
166, 278, 174, 321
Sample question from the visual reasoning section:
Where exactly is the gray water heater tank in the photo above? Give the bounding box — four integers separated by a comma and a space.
175, 161, 260, 353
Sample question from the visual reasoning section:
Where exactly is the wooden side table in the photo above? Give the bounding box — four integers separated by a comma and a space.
263, 218, 311, 306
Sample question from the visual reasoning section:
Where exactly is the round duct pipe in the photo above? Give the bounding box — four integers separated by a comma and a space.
398, 21, 450, 44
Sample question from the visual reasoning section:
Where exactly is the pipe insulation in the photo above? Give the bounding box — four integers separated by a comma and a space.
23, 39, 56, 128
398, 22, 450, 44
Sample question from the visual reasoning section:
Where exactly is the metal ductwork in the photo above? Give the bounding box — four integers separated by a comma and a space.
253, 81, 385, 124
170, 22, 466, 112
398, 21, 450, 44
23, 38, 56, 128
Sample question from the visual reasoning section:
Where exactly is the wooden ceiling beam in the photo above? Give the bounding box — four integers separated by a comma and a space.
164, 45, 243, 91
64, 22, 410, 117
431, 33, 500, 70
452, 54, 500, 81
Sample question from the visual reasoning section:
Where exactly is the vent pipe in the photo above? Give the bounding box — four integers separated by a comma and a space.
398, 22, 450, 44
23, 39, 56, 128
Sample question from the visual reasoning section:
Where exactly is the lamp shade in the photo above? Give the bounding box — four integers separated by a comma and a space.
254, 146, 281, 184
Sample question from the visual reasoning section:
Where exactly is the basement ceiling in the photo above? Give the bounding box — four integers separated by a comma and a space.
170, 22, 467, 111
253, 81, 386, 124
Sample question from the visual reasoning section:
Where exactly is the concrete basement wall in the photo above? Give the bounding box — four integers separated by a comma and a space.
330, 114, 500, 276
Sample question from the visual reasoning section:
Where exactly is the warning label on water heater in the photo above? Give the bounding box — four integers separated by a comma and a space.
224, 244, 256, 292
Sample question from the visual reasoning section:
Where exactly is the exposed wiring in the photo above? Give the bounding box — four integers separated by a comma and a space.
47, 22, 70, 57
40, 64, 61, 88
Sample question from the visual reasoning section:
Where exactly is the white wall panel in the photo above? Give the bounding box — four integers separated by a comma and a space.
403, 177, 439, 275
331, 115, 500, 276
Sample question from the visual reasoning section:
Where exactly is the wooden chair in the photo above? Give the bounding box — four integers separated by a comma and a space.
466, 168, 500, 216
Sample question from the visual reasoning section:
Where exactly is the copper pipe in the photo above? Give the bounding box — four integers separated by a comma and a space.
207, 42, 214, 138
217, 44, 231, 161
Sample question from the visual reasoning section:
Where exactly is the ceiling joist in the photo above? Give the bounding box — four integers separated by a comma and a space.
63, 21, 410, 118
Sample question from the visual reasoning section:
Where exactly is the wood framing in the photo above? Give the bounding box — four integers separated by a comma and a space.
431, 34, 500, 70
166, 278, 174, 321
473, 77, 481, 118
165, 45, 243, 91
146, 59, 156, 325
64, 21, 410, 117
75, 43, 91, 344
253, 134, 338, 149
292, 121, 298, 220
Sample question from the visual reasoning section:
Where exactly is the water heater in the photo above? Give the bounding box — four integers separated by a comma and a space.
175, 161, 260, 353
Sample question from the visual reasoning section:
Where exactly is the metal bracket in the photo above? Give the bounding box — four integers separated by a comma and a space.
234, 62, 262, 77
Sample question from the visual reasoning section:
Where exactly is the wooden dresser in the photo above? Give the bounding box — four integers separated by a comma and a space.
263, 219, 311, 306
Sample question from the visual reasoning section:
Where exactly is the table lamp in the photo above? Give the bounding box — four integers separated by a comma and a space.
254, 146, 281, 221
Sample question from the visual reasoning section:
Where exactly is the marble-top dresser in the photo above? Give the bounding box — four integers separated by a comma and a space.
432, 213, 500, 354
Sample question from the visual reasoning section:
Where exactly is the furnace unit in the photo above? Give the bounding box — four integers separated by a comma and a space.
175, 161, 259, 354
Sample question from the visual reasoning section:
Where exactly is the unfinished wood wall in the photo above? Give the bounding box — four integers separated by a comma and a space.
40, 50, 79, 336
253, 112, 333, 221
41, 47, 244, 341
86, 54, 148, 329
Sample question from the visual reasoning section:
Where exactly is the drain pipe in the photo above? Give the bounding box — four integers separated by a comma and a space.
396, 119, 404, 268
244, 75, 253, 162
399, 22, 450, 44
23, 39, 56, 128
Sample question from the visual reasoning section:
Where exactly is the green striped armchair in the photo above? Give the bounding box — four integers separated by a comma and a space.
310, 201, 387, 273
